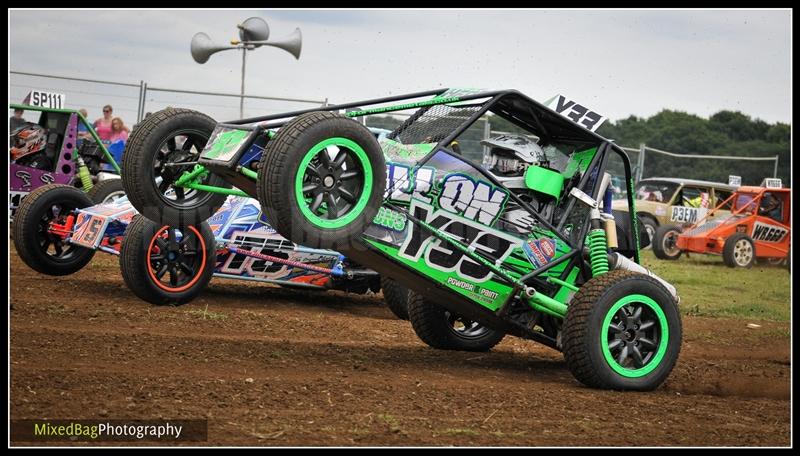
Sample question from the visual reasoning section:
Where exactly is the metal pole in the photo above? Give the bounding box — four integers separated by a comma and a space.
136, 80, 144, 123
240, 48, 247, 119
482, 117, 491, 160
773, 155, 779, 178
142, 82, 148, 118
636, 143, 646, 183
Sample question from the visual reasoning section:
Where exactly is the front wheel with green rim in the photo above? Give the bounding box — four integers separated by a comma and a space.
257, 111, 386, 251
562, 270, 682, 390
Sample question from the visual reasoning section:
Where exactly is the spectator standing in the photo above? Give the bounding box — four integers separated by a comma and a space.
109, 117, 129, 143
93, 105, 114, 141
10, 108, 26, 131
77, 109, 92, 141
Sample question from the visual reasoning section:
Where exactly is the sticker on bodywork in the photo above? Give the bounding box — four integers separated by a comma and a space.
670, 206, 706, 224
71, 213, 107, 248
751, 221, 788, 243
544, 94, 607, 132
522, 237, 557, 268
201, 126, 252, 162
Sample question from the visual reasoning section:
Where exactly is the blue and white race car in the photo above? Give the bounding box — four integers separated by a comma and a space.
12, 184, 380, 305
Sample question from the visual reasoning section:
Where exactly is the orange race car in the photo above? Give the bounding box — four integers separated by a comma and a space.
652, 180, 790, 268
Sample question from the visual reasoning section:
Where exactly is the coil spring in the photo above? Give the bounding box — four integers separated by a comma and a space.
78, 163, 93, 191
588, 229, 609, 277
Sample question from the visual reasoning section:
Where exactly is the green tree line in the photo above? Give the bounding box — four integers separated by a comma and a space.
596, 110, 790, 186
365, 108, 790, 187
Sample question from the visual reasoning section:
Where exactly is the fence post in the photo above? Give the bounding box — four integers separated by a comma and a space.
636, 143, 646, 183
136, 80, 145, 123
141, 82, 148, 121
482, 117, 491, 159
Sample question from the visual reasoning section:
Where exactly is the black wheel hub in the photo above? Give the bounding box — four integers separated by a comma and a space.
38, 204, 78, 261
150, 131, 213, 207
445, 311, 491, 340
301, 147, 363, 219
149, 228, 201, 288
608, 305, 659, 369
157, 150, 192, 183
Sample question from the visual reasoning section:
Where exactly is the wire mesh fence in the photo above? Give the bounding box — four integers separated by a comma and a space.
9, 70, 326, 128
10, 70, 783, 186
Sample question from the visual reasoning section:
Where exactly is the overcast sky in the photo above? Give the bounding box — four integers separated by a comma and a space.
8, 9, 792, 125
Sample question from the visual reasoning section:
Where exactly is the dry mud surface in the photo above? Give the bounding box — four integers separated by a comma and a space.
10, 248, 791, 446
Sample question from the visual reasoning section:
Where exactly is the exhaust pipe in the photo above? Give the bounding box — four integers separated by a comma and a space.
607, 252, 680, 303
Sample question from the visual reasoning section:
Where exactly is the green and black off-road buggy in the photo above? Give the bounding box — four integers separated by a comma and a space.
120, 88, 682, 390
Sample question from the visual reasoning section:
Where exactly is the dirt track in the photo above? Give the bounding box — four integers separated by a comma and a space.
10, 248, 791, 446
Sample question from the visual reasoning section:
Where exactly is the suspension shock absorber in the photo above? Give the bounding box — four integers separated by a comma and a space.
588, 227, 609, 277
76, 156, 93, 191
568, 185, 611, 277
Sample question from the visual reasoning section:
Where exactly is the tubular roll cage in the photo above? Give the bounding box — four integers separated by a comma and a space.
174, 88, 640, 324
9, 103, 122, 174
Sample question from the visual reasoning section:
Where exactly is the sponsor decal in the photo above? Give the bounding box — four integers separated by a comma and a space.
373, 206, 407, 232
219, 231, 334, 280
751, 221, 788, 243
522, 237, 557, 268
201, 127, 251, 162
399, 200, 521, 283
386, 163, 435, 204
545, 94, 607, 132
71, 213, 106, 248
670, 206, 706, 224
24, 90, 65, 109
438, 173, 509, 225
15, 171, 32, 189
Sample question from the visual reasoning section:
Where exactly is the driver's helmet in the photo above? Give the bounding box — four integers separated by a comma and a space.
10, 123, 47, 162
481, 134, 546, 174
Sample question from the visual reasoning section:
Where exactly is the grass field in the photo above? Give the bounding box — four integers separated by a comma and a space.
639, 250, 792, 322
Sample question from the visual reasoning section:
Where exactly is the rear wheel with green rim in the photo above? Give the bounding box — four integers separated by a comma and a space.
562, 270, 682, 390
258, 111, 386, 251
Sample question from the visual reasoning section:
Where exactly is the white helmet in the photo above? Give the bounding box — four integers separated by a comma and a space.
481, 134, 545, 164
481, 134, 546, 175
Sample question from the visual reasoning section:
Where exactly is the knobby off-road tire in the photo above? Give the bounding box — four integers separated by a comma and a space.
562, 270, 682, 391
407, 292, 505, 352
381, 277, 410, 320
652, 224, 682, 260
120, 215, 216, 305
257, 111, 386, 251
87, 178, 125, 204
122, 108, 230, 226
13, 184, 96, 275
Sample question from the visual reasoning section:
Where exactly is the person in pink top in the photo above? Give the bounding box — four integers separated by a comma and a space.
93, 104, 114, 141
109, 117, 129, 143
